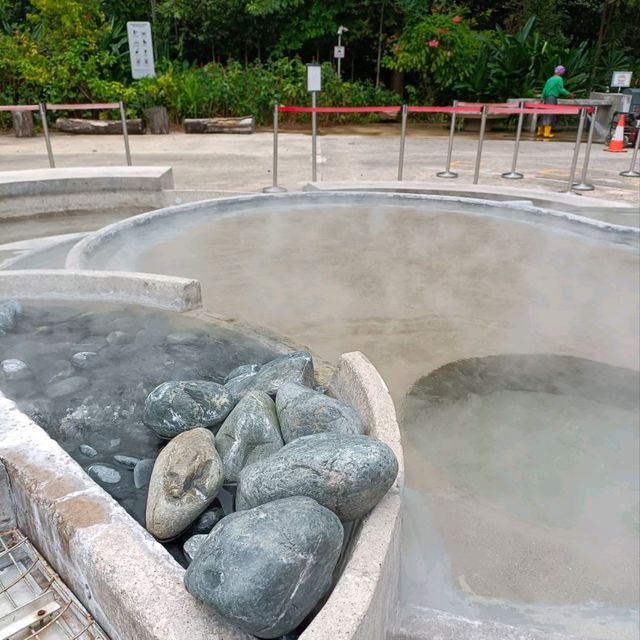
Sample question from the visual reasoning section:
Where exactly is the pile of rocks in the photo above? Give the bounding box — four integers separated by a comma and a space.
142, 350, 399, 639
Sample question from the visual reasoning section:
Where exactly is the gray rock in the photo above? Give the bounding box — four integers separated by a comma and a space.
215, 390, 284, 482
88, 464, 121, 484
106, 330, 132, 345
225, 351, 315, 400
71, 351, 100, 369
114, 454, 141, 469
183, 534, 208, 563
237, 433, 398, 521
45, 376, 89, 399
18, 398, 54, 427
223, 363, 261, 383
224, 371, 258, 400
184, 496, 343, 639
165, 332, 203, 346
79, 444, 98, 458
0, 299, 22, 334
1, 359, 32, 382
143, 380, 234, 439
46, 360, 74, 385
133, 458, 155, 489
276, 383, 365, 443
188, 506, 225, 535
146, 428, 224, 540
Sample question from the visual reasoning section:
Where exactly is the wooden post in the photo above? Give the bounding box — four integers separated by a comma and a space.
144, 106, 169, 134
11, 110, 35, 138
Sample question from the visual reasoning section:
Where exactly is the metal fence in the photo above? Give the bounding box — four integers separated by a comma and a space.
265, 102, 608, 194
0, 102, 132, 167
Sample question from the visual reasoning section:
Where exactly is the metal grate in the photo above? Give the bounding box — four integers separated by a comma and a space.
0, 529, 109, 640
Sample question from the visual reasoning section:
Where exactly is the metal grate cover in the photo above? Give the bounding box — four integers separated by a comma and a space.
0, 529, 109, 640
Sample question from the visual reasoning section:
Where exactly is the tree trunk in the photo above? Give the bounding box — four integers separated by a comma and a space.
144, 106, 169, 134
11, 110, 35, 138
391, 69, 404, 96
183, 116, 255, 134
54, 118, 145, 134
375, 1, 385, 88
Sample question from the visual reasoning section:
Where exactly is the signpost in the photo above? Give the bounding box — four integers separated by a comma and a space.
307, 64, 322, 182
127, 22, 156, 79
610, 71, 632, 92
336, 26, 348, 77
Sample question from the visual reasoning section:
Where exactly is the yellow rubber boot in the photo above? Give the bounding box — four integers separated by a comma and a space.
536, 125, 544, 136
543, 125, 555, 138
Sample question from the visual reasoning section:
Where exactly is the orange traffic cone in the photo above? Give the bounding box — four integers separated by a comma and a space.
604, 114, 627, 152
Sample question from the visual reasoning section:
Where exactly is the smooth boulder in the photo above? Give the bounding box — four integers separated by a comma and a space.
143, 380, 234, 439
184, 496, 343, 638
146, 428, 224, 540
224, 351, 315, 400
215, 390, 284, 482
276, 383, 365, 442
0, 299, 22, 334
237, 433, 398, 521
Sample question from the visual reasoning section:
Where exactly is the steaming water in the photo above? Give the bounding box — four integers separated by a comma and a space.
402, 357, 640, 638
123, 203, 639, 639
0, 302, 281, 566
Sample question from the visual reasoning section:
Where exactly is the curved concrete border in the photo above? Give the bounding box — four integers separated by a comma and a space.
65, 190, 640, 271
0, 283, 403, 640
0, 167, 173, 218
302, 351, 403, 640
0, 269, 201, 311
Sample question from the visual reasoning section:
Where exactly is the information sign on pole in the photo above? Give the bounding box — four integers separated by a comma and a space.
610, 71, 632, 88
127, 22, 155, 79
306, 64, 322, 93
334, 46, 345, 59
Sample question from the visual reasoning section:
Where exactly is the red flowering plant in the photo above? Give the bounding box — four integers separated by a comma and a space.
384, 8, 484, 103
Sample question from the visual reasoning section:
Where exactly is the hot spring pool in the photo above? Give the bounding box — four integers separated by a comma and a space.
66, 192, 640, 639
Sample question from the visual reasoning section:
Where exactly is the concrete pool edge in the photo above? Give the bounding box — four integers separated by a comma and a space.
0, 269, 202, 311
64, 190, 640, 272
0, 277, 404, 640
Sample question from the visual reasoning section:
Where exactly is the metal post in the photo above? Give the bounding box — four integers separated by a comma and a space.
397, 105, 407, 181
119, 101, 132, 166
437, 100, 458, 178
311, 91, 317, 182
473, 105, 488, 185
620, 122, 640, 178
565, 108, 586, 192
501, 100, 525, 179
39, 103, 55, 168
337, 32, 342, 77
573, 106, 598, 191
263, 104, 287, 193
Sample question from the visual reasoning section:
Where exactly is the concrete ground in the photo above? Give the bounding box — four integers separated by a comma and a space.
1, 126, 639, 204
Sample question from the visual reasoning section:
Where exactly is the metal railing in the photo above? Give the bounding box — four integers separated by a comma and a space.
1, 102, 132, 167
266, 101, 596, 194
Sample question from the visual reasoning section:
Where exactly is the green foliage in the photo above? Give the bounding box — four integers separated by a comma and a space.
385, 9, 483, 103
122, 58, 400, 124
454, 17, 593, 101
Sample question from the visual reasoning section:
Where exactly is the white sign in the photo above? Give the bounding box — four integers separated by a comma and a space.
307, 64, 322, 93
611, 71, 632, 88
127, 22, 155, 79
334, 46, 345, 59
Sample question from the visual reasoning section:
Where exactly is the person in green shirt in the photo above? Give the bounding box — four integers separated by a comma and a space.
537, 65, 574, 138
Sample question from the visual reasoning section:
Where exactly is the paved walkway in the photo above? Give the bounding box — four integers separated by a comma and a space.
1, 128, 638, 204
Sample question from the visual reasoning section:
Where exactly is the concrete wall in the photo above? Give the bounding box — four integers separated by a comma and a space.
300, 351, 404, 640
0, 270, 202, 311
0, 167, 174, 218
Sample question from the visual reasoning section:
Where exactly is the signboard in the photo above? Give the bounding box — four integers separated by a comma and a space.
333, 46, 345, 59
127, 22, 155, 79
306, 64, 322, 93
610, 71, 632, 88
